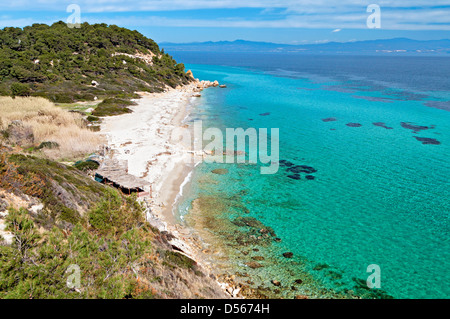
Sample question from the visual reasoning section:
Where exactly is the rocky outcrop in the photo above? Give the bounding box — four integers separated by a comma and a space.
4, 121, 34, 147
111, 50, 156, 66
192, 79, 221, 94
0, 190, 43, 245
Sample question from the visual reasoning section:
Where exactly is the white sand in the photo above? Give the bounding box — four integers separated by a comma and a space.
100, 84, 199, 224
99, 82, 239, 297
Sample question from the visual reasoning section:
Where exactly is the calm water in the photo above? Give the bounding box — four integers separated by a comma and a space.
173, 53, 450, 299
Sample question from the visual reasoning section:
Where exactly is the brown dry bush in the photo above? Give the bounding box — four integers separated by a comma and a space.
0, 97, 104, 160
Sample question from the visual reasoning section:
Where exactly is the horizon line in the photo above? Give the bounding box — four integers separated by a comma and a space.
159, 37, 450, 45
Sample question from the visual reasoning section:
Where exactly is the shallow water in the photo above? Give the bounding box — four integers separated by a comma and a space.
175, 54, 450, 299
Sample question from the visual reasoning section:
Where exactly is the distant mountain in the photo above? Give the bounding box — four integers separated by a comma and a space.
160, 38, 450, 55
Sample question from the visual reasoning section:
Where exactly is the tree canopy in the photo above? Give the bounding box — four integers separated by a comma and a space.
0, 22, 192, 101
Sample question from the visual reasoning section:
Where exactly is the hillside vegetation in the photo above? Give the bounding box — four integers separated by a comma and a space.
0, 97, 103, 160
0, 137, 225, 299
0, 23, 225, 299
0, 188, 225, 299
0, 22, 192, 103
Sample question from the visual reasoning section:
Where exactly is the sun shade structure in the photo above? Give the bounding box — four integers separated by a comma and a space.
95, 159, 151, 197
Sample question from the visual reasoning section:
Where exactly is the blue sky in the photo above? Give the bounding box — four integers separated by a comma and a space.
1, 1, 449, 44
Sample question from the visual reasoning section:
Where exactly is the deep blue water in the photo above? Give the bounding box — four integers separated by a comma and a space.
173, 52, 450, 299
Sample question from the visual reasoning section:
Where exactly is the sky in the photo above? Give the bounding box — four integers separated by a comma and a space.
0, 0, 449, 44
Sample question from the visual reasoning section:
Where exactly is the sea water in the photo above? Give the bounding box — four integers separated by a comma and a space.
173, 53, 450, 299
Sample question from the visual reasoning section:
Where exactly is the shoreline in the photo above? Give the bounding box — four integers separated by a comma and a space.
95, 80, 354, 300
98, 81, 241, 297
100, 84, 196, 225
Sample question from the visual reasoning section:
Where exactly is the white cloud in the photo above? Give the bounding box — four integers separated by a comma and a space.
0, 1, 449, 30
2, 0, 450, 12
79, 12, 450, 31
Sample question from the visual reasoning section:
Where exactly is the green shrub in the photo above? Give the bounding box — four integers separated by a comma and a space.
88, 188, 144, 237
49, 93, 74, 103
0, 208, 154, 299
0, 153, 107, 225
86, 115, 100, 122
10, 83, 31, 97
74, 159, 99, 172
0, 22, 193, 103
91, 98, 135, 117
75, 93, 96, 101
37, 141, 60, 150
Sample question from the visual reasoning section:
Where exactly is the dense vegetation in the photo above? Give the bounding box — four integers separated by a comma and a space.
0, 22, 225, 299
0, 195, 153, 299
0, 153, 107, 226
0, 151, 225, 299
0, 22, 192, 103
91, 97, 136, 117
0, 196, 207, 298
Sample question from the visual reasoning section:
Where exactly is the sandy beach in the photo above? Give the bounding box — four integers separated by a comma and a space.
100, 85, 195, 224
98, 81, 240, 295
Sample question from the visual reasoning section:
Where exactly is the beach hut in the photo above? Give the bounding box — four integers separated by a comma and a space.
95, 159, 152, 197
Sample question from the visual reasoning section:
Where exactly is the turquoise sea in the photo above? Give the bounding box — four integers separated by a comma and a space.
174, 53, 450, 299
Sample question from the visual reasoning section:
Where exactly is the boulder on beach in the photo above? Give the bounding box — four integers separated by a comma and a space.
211, 168, 228, 175
219, 84, 227, 88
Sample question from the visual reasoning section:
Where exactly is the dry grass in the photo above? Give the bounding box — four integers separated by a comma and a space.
0, 96, 104, 160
